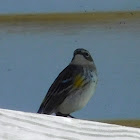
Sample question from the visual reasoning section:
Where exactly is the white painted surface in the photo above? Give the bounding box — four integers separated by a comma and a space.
0, 108, 140, 140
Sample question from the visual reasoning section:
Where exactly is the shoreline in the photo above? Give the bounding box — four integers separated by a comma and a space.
0, 11, 140, 22
99, 120, 140, 128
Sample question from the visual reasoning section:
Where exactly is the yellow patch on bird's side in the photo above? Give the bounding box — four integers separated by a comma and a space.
74, 74, 84, 88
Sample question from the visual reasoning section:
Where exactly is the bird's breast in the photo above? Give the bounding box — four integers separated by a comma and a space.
57, 72, 98, 114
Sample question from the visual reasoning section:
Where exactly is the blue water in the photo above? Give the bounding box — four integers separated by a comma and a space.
0, 19, 140, 119
0, 0, 140, 14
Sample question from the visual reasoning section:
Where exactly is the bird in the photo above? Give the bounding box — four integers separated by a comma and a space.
37, 48, 98, 118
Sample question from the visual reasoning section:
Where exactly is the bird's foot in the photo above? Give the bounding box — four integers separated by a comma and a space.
56, 112, 75, 118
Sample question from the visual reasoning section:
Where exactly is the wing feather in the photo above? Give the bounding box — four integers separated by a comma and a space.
37, 64, 81, 114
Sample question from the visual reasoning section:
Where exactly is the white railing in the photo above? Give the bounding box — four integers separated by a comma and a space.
0, 108, 140, 140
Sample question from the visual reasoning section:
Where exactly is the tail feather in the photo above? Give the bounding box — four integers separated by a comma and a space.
37, 105, 44, 114
37, 103, 54, 114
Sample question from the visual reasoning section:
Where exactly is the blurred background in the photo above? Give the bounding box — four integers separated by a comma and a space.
0, 0, 140, 122
0, 0, 140, 13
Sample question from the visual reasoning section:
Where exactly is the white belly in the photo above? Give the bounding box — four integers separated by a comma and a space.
57, 81, 97, 114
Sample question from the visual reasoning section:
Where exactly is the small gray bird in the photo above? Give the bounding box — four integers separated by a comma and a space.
37, 48, 98, 118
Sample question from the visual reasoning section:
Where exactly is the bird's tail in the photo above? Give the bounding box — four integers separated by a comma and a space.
37, 104, 44, 114
37, 103, 53, 114
37, 98, 55, 114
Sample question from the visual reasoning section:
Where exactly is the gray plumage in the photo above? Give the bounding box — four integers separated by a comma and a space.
37, 48, 98, 117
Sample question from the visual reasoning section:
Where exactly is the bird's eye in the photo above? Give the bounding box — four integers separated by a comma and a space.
84, 52, 89, 57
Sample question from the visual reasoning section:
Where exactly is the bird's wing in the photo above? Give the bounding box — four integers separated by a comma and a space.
37, 64, 85, 114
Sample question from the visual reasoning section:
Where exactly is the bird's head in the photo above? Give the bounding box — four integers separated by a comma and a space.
71, 48, 93, 65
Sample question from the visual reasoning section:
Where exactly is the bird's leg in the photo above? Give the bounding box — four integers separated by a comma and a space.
67, 114, 75, 118
56, 112, 75, 118
56, 112, 68, 117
